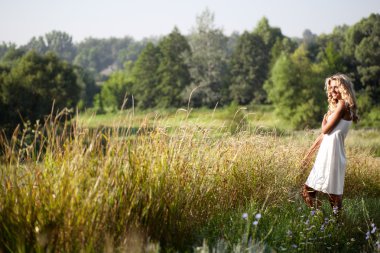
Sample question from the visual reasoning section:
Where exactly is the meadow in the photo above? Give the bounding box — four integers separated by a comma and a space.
0, 105, 379, 252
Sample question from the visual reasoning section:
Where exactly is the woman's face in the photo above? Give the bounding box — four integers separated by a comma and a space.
330, 79, 342, 100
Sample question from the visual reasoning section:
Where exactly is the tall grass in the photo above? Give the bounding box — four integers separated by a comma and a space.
0, 109, 379, 252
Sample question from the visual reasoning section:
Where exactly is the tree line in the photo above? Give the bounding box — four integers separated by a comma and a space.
1, 10, 379, 130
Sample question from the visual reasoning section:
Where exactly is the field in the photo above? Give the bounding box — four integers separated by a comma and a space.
0, 106, 379, 252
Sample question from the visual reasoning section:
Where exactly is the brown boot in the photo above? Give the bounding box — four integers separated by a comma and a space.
328, 194, 343, 214
302, 184, 321, 209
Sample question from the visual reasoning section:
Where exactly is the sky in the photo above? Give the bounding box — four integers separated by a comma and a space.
1, 0, 379, 45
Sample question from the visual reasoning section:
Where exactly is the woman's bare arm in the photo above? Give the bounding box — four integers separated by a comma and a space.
321, 113, 328, 129
321, 100, 345, 134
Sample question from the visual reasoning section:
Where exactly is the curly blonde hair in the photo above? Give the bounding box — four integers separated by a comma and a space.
325, 73, 359, 123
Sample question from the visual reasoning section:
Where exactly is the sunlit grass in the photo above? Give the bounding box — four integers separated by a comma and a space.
77, 104, 292, 132
0, 108, 379, 252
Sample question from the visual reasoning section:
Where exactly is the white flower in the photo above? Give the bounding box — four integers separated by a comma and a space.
255, 213, 262, 220
242, 213, 248, 219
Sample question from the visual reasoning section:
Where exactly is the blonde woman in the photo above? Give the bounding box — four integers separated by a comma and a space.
302, 73, 358, 212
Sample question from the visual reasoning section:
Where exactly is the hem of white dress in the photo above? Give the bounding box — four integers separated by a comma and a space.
304, 184, 343, 195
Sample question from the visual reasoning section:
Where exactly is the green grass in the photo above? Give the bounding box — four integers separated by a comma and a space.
196, 197, 380, 252
78, 105, 380, 155
0, 108, 379, 252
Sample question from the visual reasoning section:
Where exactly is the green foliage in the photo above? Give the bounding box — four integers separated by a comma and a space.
317, 41, 347, 75
131, 42, 161, 108
1, 12, 380, 129
184, 8, 230, 107
1, 47, 26, 63
74, 66, 99, 109
45, 31, 76, 62
229, 31, 268, 104
253, 17, 284, 52
74, 36, 147, 77
23, 36, 47, 55
345, 14, 380, 106
155, 27, 192, 107
24, 31, 76, 62
96, 29, 191, 111
264, 46, 325, 129
0, 51, 80, 129
100, 64, 134, 111
357, 90, 380, 127
0, 42, 17, 61
269, 37, 298, 68
302, 29, 319, 61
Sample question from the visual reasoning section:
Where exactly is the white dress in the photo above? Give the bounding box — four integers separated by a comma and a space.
305, 114, 352, 195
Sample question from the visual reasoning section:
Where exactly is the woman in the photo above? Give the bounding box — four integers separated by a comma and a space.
302, 73, 358, 212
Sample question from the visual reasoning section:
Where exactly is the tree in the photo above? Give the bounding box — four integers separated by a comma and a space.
346, 14, 380, 104
155, 27, 192, 107
269, 37, 298, 68
0, 51, 80, 129
229, 31, 268, 104
99, 62, 134, 111
131, 43, 161, 108
74, 36, 147, 79
74, 66, 100, 109
0, 42, 17, 61
302, 29, 319, 61
343, 13, 380, 123
253, 17, 283, 51
314, 40, 347, 79
45, 31, 77, 62
23, 36, 48, 55
264, 46, 325, 129
183, 8, 230, 107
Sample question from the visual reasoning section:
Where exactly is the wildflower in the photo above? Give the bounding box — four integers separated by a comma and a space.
365, 231, 370, 240
291, 244, 298, 248
350, 238, 355, 242
333, 206, 338, 214
253, 220, 258, 226
286, 230, 293, 237
370, 223, 377, 234
305, 219, 310, 225
320, 224, 325, 231
310, 210, 316, 216
255, 213, 262, 220
242, 213, 248, 220
375, 241, 380, 250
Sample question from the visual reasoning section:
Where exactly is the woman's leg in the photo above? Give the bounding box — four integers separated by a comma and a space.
328, 194, 343, 212
302, 184, 321, 209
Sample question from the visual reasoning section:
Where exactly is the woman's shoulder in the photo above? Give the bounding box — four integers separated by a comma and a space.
335, 100, 346, 112
339, 100, 353, 120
